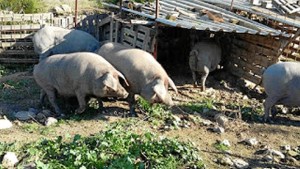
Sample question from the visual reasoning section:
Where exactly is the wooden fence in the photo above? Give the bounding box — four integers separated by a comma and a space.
97, 15, 155, 53
0, 13, 105, 63
227, 34, 283, 84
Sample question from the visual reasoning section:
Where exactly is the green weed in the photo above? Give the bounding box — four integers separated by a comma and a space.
3, 123, 205, 168
214, 142, 230, 152
22, 122, 55, 135
0, 0, 45, 13
183, 98, 216, 113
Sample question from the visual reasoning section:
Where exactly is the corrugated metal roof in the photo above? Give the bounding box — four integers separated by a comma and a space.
103, 0, 296, 37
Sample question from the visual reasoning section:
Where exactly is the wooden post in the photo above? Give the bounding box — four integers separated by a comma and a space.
119, 0, 122, 13
278, 28, 300, 58
109, 13, 114, 42
115, 21, 119, 42
155, 0, 160, 19
75, 0, 78, 27
230, 0, 234, 11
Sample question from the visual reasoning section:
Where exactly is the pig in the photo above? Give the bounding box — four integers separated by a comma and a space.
32, 26, 100, 61
33, 52, 129, 115
189, 41, 221, 91
262, 61, 300, 122
97, 42, 178, 117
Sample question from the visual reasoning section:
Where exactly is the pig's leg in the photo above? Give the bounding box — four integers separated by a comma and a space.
45, 89, 61, 115
263, 96, 279, 122
75, 91, 86, 114
200, 67, 209, 91
39, 89, 47, 106
127, 93, 138, 117
192, 71, 198, 87
96, 98, 108, 113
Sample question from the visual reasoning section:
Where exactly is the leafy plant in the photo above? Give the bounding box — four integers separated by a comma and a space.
184, 98, 216, 113
10, 123, 205, 168
0, 0, 45, 13
213, 142, 230, 152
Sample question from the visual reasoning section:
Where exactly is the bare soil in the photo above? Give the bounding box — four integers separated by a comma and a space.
1, 70, 300, 169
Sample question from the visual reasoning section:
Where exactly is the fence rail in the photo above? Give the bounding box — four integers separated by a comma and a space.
0, 13, 105, 64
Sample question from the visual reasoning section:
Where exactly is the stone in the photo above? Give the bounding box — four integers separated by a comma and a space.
28, 108, 38, 114
171, 115, 181, 122
42, 110, 52, 117
14, 111, 36, 121
212, 126, 225, 133
287, 150, 298, 157
267, 149, 285, 159
221, 139, 231, 147
262, 155, 273, 162
45, 117, 58, 126
218, 157, 234, 166
214, 113, 228, 128
232, 158, 249, 169
242, 138, 258, 146
2, 152, 18, 168
200, 119, 213, 126
281, 145, 291, 151
0, 117, 12, 129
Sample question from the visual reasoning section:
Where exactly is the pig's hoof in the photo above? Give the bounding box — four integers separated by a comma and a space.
124, 112, 138, 118
75, 108, 85, 114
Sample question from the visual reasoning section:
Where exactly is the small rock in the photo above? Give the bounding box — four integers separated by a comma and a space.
0, 116, 12, 129
45, 117, 58, 126
267, 149, 285, 159
232, 158, 249, 169
212, 126, 225, 133
218, 157, 234, 166
242, 138, 258, 146
171, 115, 181, 122
281, 107, 289, 114
221, 139, 231, 147
14, 111, 36, 121
281, 145, 291, 151
28, 108, 38, 114
242, 95, 249, 100
286, 156, 298, 164
214, 113, 228, 128
2, 152, 18, 168
42, 110, 52, 117
36, 113, 47, 122
262, 155, 273, 162
200, 119, 213, 126
287, 150, 298, 157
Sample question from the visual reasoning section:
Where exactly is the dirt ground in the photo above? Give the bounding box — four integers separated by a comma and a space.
1, 69, 300, 169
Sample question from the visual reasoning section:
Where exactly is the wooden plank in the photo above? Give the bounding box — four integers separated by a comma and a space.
0, 49, 36, 55
123, 35, 134, 44
0, 13, 53, 22
233, 39, 278, 56
0, 58, 38, 64
0, 33, 34, 40
237, 34, 282, 50
0, 24, 42, 31
227, 63, 261, 84
0, 42, 33, 48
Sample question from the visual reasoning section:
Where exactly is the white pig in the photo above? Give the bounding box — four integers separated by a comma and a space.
97, 42, 177, 117
32, 26, 100, 61
263, 61, 300, 121
189, 41, 221, 91
33, 52, 128, 115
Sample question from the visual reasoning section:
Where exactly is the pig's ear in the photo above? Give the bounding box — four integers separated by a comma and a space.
117, 71, 129, 86
189, 49, 198, 57
168, 77, 178, 94
103, 73, 117, 91
153, 81, 167, 102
